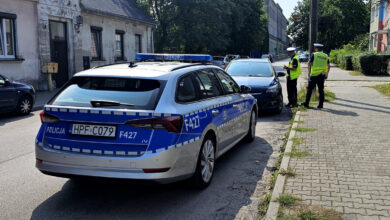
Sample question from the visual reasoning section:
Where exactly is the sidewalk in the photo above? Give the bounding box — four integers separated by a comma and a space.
279, 66, 390, 219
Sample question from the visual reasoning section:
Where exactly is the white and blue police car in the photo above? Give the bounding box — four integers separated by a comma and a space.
35, 54, 258, 188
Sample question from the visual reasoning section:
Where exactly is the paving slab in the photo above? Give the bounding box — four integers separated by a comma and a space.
283, 66, 390, 219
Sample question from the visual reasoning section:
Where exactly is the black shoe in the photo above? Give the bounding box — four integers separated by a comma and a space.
291, 104, 298, 108
300, 102, 309, 108
317, 105, 323, 109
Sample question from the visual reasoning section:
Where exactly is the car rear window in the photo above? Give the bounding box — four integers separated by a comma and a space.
226, 61, 273, 77
51, 77, 164, 110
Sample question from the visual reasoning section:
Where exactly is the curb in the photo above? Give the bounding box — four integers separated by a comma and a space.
264, 111, 301, 220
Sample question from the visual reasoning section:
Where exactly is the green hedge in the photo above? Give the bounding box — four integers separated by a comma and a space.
330, 44, 390, 75
360, 55, 390, 75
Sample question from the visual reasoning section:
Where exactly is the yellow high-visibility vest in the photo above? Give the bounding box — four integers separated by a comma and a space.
289, 55, 301, 80
311, 52, 328, 76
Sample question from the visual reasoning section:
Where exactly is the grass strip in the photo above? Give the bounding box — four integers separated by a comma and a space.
279, 168, 296, 177
275, 194, 301, 207
349, 71, 364, 76
371, 84, 390, 98
293, 127, 317, 132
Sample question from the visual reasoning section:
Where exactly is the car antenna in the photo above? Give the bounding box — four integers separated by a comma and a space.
129, 62, 138, 68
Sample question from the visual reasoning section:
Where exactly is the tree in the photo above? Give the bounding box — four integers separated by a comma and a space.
135, 0, 268, 55
287, 0, 370, 52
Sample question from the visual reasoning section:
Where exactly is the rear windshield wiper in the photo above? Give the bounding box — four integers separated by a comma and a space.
90, 100, 135, 107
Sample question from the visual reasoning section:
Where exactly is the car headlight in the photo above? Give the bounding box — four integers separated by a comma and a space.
266, 84, 279, 94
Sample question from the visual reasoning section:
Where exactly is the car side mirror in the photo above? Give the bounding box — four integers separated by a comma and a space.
277, 72, 286, 77
240, 85, 251, 94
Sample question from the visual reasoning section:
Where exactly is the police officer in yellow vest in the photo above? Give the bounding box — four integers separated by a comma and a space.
302, 43, 330, 109
283, 47, 301, 107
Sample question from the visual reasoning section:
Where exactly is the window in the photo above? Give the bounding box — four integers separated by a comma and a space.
0, 13, 16, 58
214, 69, 240, 94
115, 30, 124, 61
135, 34, 142, 53
51, 77, 163, 110
195, 69, 223, 99
176, 74, 198, 103
91, 26, 102, 60
226, 61, 274, 77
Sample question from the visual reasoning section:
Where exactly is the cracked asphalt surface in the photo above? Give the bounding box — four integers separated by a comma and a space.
0, 60, 292, 220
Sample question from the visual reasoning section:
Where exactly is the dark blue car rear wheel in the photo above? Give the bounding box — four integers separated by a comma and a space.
16, 95, 32, 115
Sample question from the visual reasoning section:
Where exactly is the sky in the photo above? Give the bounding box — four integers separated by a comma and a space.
274, 0, 299, 19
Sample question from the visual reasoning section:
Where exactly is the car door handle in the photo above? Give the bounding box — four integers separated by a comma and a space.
212, 110, 219, 116
233, 104, 239, 108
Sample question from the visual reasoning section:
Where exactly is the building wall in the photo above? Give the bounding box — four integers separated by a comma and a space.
264, 0, 288, 58
78, 12, 153, 71
369, 0, 389, 53
0, 0, 40, 86
37, 0, 81, 90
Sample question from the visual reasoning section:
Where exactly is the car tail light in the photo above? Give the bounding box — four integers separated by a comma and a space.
126, 116, 183, 133
40, 111, 60, 123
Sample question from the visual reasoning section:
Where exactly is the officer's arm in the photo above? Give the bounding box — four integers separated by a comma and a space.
290, 59, 298, 71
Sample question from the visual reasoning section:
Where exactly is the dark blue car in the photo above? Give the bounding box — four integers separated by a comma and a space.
225, 59, 285, 114
0, 74, 35, 115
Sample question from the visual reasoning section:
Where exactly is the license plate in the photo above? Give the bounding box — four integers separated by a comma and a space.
71, 124, 116, 138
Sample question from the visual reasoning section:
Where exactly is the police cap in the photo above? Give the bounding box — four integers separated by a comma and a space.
313, 43, 324, 49
286, 47, 296, 52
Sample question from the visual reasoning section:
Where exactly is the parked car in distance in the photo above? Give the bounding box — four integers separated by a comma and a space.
211, 56, 225, 68
35, 54, 258, 189
225, 59, 285, 114
299, 53, 309, 62
0, 74, 35, 115
223, 54, 240, 68
261, 54, 273, 63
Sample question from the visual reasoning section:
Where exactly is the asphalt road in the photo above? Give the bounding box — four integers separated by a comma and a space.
0, 59, 292, 220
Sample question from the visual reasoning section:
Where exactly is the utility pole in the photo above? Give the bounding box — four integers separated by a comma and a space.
308, 0, 318, 77
308, 0, 318, 55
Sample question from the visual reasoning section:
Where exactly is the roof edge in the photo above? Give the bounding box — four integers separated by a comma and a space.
80, 5, 157, 27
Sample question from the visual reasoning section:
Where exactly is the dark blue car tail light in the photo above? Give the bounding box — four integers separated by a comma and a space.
126, 116, 183, 133
40, 111, 60, 124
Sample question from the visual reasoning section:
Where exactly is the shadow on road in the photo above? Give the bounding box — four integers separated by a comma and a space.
0, 112, 35, 126
31, 137, 274, 220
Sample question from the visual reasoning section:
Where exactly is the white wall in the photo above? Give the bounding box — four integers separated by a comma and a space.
0, 0, 40, 86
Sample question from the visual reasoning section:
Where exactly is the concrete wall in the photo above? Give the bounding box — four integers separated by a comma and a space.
264, 0, 288, 57
0, 0, 40, 86
77, 12, 154, 72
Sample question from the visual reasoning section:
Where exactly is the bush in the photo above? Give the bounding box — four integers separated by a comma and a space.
360, 54, 390, 75
352, 54, 362, 72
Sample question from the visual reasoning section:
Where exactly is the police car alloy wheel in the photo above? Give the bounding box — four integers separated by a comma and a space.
190, 135, 215, 188
17, 95, 32, 115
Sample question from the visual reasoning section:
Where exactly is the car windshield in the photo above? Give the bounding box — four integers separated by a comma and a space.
51, 77, 164, 110
226, 61, 273, 77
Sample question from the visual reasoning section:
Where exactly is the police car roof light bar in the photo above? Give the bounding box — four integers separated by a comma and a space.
135, 53, 213, 63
